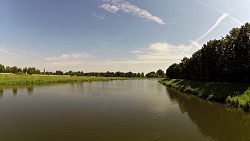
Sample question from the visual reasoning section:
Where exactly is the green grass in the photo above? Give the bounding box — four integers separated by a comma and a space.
160, 79, 250, 111
0, 73, 131, 86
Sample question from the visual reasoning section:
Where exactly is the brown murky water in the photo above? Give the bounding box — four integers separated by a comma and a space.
0, 80, 249, 141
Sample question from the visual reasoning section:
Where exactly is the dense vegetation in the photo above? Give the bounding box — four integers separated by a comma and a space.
0, 73, 131, 85
162, 23, 250, 111
160, 79, 250, 111
0, 64, 165, 78
166, 23, 250, 83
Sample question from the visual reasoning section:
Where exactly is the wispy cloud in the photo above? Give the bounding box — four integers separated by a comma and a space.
195, 0, 223, 13
196, 13, 229, 42
0, 47, 37, 56
92, 14, 105, 20
95, 42, 194, 72
46, 52, 92, 66
133, 42, 192, 63
229, 16, 243, 25
42, 42, 194, 73
100, 0, 166, 25
0, 47, 16, 55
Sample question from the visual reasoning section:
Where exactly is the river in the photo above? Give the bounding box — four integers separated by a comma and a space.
0, 79, 249, 141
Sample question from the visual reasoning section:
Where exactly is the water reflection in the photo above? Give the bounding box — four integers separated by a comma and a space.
0, 89, 3, 98
27, 87, 33, 96
0, 80, 249, 141
0, 86, 34, 97
167, 87, 250, 141
13, 88, 17, 96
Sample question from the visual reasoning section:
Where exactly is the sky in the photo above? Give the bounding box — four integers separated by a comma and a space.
0, 0, 250, 73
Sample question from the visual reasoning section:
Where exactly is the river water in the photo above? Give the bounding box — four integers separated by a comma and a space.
0, 79, 249, 141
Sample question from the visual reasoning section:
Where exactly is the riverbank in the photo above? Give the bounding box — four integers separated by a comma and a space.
160, 79, 250, 111
0, 73, 131, 86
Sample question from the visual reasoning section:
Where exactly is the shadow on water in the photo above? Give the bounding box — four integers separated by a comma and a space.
166, 87, 250, 141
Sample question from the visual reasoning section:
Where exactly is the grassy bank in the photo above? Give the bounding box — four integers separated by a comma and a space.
160, 79, 250, 111
0, 73, 131, 86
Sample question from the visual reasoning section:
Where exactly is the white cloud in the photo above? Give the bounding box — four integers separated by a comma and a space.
45, 61, 82, 67
42, 42, 194, 73
130, 50, 143, 54
0, 47, 16, 55
134, 42, 193, 63
46, 52, 92, 67
92, 14, 105, 20
46, 53, 91, 61
86, 42, 194, 73
100, 3, 119, 13
100, 0, 165, 25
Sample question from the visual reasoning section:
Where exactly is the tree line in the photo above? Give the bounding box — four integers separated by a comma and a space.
0, 65, 40, 75
0, 64, 165, 78
166, 23, 250, 83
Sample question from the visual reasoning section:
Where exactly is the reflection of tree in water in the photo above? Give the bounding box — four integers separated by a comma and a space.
0, 89, 3, 98
13, 88, 17, 96
27, 86, 33, 95
167, 87, 250, 141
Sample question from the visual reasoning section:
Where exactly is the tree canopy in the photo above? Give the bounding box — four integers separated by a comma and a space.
166, 23, 250, 83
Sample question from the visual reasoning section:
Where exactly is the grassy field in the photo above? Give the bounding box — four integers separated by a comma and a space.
160, 79, 250, 111
0, 73, 131, 86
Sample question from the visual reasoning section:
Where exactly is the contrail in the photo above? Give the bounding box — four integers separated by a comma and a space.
229, 16, 243, 25
194, 0, 243, 26
195, 0, 222, 13
187, 0, 244, 49
190, 40, 201, 48
196, 13, 229, 42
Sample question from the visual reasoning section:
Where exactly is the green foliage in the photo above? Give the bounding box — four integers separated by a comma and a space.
166, 63, 182, 79
156, 69, 165, 77
146, 71, 157, 78
0, 64, 5, 73
0, 74, 131, 85
160, 79, 250, 111
0, 64, 146, 78
166, 23, 250, 83
145, 69, 165, 78
226, 89, 250, 110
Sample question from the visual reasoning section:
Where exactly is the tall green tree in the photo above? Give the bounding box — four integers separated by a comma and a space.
166, 22, 250, 83
156, 69, 165, 77
0, 64, 5, 73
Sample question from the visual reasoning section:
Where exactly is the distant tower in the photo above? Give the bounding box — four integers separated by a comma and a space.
43, 68, 45, 74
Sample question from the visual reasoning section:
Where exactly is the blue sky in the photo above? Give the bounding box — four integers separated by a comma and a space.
1, 0, 250, 73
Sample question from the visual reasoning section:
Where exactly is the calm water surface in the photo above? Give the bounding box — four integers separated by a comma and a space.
0, 80, 249, 141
